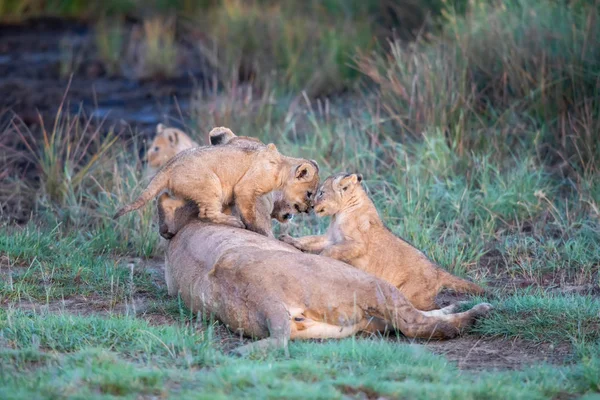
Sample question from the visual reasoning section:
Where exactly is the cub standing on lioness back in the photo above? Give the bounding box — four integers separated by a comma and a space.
209, 127, 296, 236
280, 172, 485, 311
114, 142, 319, 236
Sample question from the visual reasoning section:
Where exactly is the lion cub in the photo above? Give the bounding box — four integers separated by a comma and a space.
145, 123, 199, 173
114, 141, 319, 236
280, 172, 485, 311
208, 127, 296, 235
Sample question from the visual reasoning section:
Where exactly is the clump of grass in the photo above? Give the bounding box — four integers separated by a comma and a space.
357, 0, 600, 173
11, 99, 118, 210
471, 292, 600, 344
95, 19, 125, 76
127, 17, 179, 80
198, 0, 373, 95
0, 223, 162, 302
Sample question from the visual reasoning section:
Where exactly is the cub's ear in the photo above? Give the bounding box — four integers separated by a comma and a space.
267, 143, 278, 152
156, 123, 166, 134
295, 162, 317, 180
168, 130, 179, 145
309, 159, 320, 173
339, 173, 361, 191
209, 127, 236, 145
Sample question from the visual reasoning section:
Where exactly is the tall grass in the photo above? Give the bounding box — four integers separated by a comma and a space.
357, 0, 600, 173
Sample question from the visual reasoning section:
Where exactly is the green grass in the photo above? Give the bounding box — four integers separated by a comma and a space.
0, 223, 162, 302
1, 311, 600, 399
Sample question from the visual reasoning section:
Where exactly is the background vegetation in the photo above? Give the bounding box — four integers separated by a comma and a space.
1, 0, 599, 398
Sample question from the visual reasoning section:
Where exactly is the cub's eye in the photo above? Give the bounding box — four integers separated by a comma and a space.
154, 146, 159, 151
307, 191, 313, 198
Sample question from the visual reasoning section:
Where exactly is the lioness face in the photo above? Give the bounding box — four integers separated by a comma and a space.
146, 125, 184, 169
313, 172, 363, 217
284, 161, 320, 213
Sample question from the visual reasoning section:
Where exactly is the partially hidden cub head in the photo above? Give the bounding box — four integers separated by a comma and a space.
157, 193, 199, 239
271, 191, 295, 222
146, 124, 197, 169
283, 157, 320, 214
313, 172, 363, 217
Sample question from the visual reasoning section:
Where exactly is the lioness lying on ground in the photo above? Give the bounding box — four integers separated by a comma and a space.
158, 194, 493, 356
114, 141, 319, 236
280, 172, 485, 311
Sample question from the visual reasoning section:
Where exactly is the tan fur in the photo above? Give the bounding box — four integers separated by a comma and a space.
146, 124, 199, 173
114, 135, 319, 236
280, 172, 486, 311
209, 127, 296, 237
158, 194, 493, 356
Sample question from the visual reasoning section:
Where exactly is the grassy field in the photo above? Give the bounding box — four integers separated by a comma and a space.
1, 0, 599, 398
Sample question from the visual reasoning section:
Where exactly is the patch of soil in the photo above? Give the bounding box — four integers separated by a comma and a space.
337, 384, 384, 400
3, 294, 176, 326
422, 336, 572, 371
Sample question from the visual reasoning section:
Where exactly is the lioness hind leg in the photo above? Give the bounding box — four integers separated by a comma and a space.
232, 308, 291, 358
435, 302, 493, 329
421, 301, 471, 317
378, 287, 493, 339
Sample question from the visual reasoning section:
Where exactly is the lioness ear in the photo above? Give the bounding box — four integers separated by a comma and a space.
157, 123, 166, 134
168, 131, 179, 145
295, 162, 316, 180
356, 173, 363, 183
267, 143, 278, 152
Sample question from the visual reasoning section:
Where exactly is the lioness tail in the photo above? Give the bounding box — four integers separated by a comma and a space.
441, 271, 485, 295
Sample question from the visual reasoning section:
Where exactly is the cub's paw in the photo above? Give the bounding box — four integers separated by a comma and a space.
278, 234, 298, 246
222, 217, 246, 229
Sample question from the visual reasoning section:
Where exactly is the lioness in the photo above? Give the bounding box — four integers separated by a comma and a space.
280, 172, 485, 311
145, 123, 199, 173
114, 142, 319, 236
209, 127, 296, 236
158, 194, 493, 356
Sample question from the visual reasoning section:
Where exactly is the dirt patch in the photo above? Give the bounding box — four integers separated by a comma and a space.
3, 294, 176, 326
422, 336, 572, 371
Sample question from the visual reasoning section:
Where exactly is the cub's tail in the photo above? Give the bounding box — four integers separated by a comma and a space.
441, 271, 485, 295
113, 170, 170, 219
